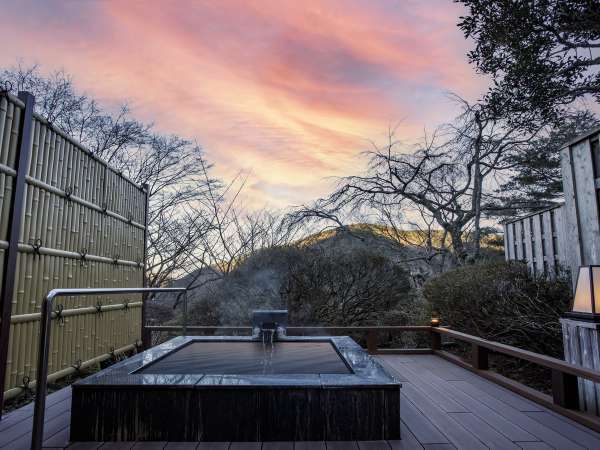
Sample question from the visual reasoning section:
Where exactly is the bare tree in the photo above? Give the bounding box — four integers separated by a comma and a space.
186, 168, 297, 285
1, 63, 150, 161
444, 96, 542, 256
282, 247, 414, 326
376, 202, 451, 268
1, 63, 222, 288
290, 97, 538, 263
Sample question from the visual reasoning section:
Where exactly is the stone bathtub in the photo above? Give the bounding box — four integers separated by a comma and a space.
70, 336, 401, 442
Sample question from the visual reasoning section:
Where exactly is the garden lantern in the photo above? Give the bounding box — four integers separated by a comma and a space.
561, 265, 600, 415
566, 266, 600, 322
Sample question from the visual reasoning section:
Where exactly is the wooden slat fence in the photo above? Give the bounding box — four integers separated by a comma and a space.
503, 204, 566, 278
503, 127, 600, 285
0, 91, 147, 407
560, 127, 600, 285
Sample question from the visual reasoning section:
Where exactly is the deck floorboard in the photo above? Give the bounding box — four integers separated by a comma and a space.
196, 444, 230, 450
387, 423, 423, 450
1, 354, 599, 449
389, 357, 538, 442
294, 442, 325, 450
261, 442, 294, 450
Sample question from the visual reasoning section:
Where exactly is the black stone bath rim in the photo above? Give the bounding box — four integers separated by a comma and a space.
72, 335, 402, 388
70, 336, 402, 441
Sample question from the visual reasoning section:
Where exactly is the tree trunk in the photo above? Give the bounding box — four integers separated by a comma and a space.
471, 111, 484, 260
450, 228, 468, 264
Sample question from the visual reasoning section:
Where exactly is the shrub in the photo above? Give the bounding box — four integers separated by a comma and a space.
422, 260, 572, 357
183, 245, 419, 329
282, 248, 416, 326
185, 246, 301, 326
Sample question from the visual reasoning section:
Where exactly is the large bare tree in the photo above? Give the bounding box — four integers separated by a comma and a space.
1, 64, 220, 287
290, 98, 538, 263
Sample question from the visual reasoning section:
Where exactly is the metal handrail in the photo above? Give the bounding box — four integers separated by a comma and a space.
31, 287, 187, 450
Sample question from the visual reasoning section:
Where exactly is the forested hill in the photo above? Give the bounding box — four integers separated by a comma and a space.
149, 225, 502, 328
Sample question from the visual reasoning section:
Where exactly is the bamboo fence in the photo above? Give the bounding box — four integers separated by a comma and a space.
0, 91, 147, 400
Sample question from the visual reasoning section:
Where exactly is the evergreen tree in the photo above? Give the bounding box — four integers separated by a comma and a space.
457, 0, 600, 126
492, 110, 599, 215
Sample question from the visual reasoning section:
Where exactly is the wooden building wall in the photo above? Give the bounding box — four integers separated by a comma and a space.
560, 127, 600, 285
0, 91, 147, 398
504, 127, 600, 285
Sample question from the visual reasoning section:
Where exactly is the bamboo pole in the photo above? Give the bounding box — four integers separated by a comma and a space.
0, 240, 142, 267
9, 301, 142, 323
3, 342, 137, 401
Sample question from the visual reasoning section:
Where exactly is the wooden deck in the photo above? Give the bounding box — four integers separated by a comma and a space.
2, 354, 600, 449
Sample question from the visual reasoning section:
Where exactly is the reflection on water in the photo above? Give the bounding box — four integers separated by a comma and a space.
261, 330, 275, 374
138, 341, 351, 375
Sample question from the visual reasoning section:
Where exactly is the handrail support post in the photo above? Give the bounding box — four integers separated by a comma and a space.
431, 329, 441, 351
30, 287, 186, 450
367, 329, 377, 354
31, 293, 54, 450
472, 343, 489, 370
182, 290, 188, 336
552, 369, 579, 409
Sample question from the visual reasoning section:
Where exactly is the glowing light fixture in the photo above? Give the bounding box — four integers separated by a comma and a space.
567, 266, 600, 322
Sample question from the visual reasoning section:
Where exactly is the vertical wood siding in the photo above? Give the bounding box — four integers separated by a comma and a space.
503, 205, 566, 279
561, 319, 600, 416
503, 128, 600, 285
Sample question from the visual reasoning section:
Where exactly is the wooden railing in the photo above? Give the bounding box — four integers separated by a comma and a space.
147, 324, 431, 354
146, 323, 600, 432
429, 326, 600, 432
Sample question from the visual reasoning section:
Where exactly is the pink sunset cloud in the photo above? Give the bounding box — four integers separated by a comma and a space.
0, 0, 488, 208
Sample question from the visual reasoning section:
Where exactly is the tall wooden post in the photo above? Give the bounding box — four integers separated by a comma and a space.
0, 92, 35, 416
558, 129, 600, 416
367, 329, 377, 354
141, 183, 151, 349
561, 318, 600, 414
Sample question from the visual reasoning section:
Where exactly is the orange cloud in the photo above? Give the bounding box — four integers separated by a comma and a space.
0, 0, 488, 208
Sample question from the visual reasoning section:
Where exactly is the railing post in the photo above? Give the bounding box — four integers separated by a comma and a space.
430, 317, 441, 351
141, 183, 151, 349
431, 331, 441, 351
0, 91, 35, 416
31, 293, 54, 450
472, 343, 489, 370
552, 369, 579, 409
367, 329, 377, 354
182, 290, 188, 336
30, 287, 185, 449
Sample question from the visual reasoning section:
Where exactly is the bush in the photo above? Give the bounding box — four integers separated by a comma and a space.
183, 245, 420, 329
185, 246, 301, 326
282, 247, 416, 326
422, 260, 572, 357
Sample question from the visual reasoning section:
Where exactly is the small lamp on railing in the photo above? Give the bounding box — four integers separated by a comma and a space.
430, 315, 441, 327
565, 266, 600, 322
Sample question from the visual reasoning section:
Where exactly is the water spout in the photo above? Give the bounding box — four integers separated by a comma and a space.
252, 310, 288, 342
